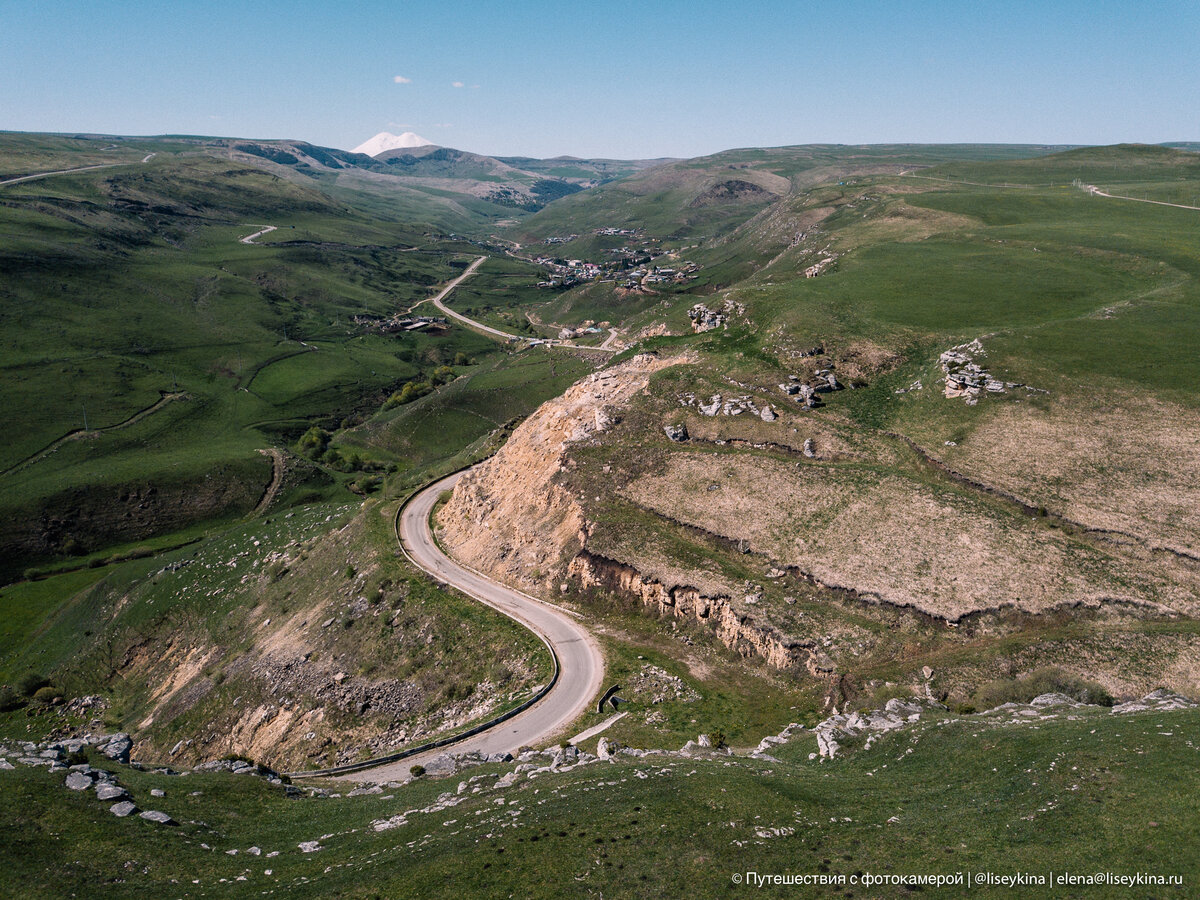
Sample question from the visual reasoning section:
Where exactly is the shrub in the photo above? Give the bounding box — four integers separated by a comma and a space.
709, 729, 727, 749
0, 686, 24, 711
971, 666, 1114, 711
383, 380, 433, 409
32, 685, 60, 705
297, 426, 331, 459
409, 764, 425, 777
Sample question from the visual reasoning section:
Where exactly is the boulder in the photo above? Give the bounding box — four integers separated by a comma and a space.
697, 734, 712, 748
596, 738, 614, 760
422, 754, 457, 777
139, 810, 177, 826
100, 734, 132, 764
663, 423, 688, 442
486, 752, 512, 764
110, 801, 139, 817
1030, 692, 1083, 708
64, 772, 94, 791
95, 783, 130, 802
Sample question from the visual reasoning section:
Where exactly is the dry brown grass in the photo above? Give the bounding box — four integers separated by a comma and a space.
620, 451, 1200, 621
949, 393, 1200, 556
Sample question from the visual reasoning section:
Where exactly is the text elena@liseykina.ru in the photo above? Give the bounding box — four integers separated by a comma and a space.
731, 870, 1184, 889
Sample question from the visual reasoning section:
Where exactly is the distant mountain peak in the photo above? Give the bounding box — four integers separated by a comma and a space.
351, 131, 434, 156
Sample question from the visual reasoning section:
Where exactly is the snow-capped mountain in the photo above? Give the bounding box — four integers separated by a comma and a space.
351, 132, 434, 156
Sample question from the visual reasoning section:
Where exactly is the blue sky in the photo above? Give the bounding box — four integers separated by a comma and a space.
3, 0, 1198, 158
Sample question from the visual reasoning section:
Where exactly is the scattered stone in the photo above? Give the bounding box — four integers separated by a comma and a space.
64, 772, 94, 791
110, 801, 139, 818
922, 666, 933, 680
816, 697, 942, 758
298, 841, 322, 853
759, 405, 777, 422
802, 438, 816, 458
422, 754, 457, 777
596, 738, 614, 760
150, 788, 165, 798
687, 303, 727, 333
139, 810, 177, 826
697, 734, 712, 748
663, 423, 688, 442
96, 783, 130, 802
100, 734, 132, 764
1112, 689, 1198, 715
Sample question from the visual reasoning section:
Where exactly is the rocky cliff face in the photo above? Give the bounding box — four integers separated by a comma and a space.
437, 352, 688, 592
566, 549, 830, 676
437, 350, 837, 677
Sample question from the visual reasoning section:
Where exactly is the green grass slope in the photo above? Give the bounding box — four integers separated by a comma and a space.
1, 702, 1195, 898
0, 138, 527, 579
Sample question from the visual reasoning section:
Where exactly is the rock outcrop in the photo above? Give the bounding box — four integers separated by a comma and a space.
567, 549, 820, 674
438, 352, 690, 593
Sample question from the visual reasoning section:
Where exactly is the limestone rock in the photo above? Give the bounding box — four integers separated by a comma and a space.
422, 754, 456, 777
139, 810, 177, 826
96, 783, 130, 802
64, 772, 94, 791
664, 423, 688, 442
1112, 689, 1198, 715
100, 734, 132, 764
110, 801, 139, 817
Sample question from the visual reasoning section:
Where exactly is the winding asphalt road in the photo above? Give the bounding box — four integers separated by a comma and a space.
337, 470, 605, 782
424, 255, 616, 353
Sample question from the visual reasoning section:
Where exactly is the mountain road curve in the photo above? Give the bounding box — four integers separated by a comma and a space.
335, 469, 606, 782
424, 255, 616, 352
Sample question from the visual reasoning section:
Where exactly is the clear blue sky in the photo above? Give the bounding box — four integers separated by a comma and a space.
3, 0, 1197, 159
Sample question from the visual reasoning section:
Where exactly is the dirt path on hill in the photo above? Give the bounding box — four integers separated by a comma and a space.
250, 449, 286, 516
0, 392, 189, 479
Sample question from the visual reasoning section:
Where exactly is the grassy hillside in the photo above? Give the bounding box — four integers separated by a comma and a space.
0, 138, 531, 579
442, 144, 1200, 720
0, 498, 553, 771
512, 143, 1068, 247
1, 700, 1196, 897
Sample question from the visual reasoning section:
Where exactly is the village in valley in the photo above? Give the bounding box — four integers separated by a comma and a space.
534, 227, 701, 291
